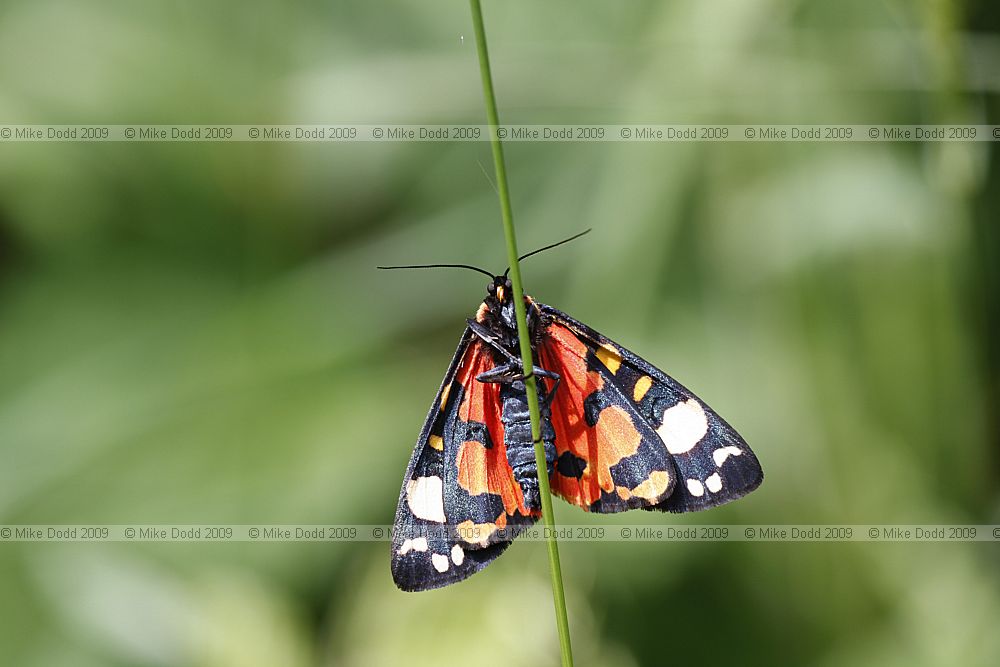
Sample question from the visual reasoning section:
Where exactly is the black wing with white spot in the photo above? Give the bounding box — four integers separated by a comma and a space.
390, 329, 536, 592
538, 304, 763, 513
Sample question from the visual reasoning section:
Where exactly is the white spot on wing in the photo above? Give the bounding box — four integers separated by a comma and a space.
705, 473, 723, 493
451, 544, 465, 565
657, 399, 709, 454
432, 553, 450, 573
406, 476, 446, 523
397, 537, 429, 556
686, 479, 705, 497
712, 446, 743, 467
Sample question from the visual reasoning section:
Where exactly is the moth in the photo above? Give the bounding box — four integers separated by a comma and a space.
382, 233, 763, 591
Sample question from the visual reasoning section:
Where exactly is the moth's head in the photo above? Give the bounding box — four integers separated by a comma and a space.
486, 275, 513, 304
485, 275, 518, 330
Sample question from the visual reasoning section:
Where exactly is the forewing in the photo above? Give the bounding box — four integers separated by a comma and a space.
538, 304, 763, 513
391, 329, 536, 592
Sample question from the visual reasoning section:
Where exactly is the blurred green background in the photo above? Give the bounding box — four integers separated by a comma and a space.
2, 0, 999, 665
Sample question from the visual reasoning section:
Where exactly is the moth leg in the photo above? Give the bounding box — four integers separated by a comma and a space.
540, 372, 561, 406
467, 320, 561, 404
467, 319, 520, 364
476, 361, 521, 384
518, 369, 561, 408
477, 363, 561, 408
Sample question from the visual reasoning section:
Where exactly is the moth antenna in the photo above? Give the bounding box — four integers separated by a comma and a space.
504, 229, 592, 277
377, 263, 496, 279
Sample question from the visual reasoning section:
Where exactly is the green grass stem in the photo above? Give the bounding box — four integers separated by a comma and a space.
468, 2, 574, 665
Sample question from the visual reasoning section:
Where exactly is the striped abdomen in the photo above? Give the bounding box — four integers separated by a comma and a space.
500, 379, 556, 511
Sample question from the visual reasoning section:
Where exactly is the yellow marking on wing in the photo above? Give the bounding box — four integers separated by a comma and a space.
596, 345, 622, 374
633, 375, 653, 402
630, 470, 672, 501
428, 435, 444, 451
456, 519, 497, 547
439, 383, 451, 411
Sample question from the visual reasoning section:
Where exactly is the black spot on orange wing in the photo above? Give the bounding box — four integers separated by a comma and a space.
556, 450, 587, 479
583, 390, 613, 427
458, 421, 492, 448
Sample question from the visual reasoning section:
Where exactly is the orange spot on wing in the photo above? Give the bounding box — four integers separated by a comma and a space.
593, 405, 643, 493
456, 440, 490, 495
